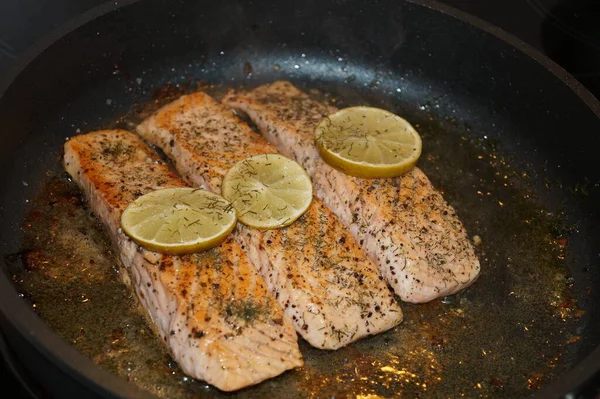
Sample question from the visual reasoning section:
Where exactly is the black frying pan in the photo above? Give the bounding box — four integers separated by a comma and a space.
0, 0, 599, 398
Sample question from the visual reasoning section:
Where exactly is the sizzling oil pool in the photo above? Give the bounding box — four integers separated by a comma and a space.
7, 86, 584, 398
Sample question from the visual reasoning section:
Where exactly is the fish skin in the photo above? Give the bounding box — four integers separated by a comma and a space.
63, 129, 302, 391
137, 93, 403, 350
223, 81, 481, 303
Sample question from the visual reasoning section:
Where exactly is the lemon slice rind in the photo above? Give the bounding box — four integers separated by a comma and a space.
121, 188, 237, 255
221, 154, 313, 229
315, 106, 422, 178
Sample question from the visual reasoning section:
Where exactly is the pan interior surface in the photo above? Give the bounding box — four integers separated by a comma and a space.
0, 0, 599, 398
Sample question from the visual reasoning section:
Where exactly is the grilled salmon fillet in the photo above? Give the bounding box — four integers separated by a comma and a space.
63, 130, 302, 391
223, 81, 481, 303
137, 92, 403, 350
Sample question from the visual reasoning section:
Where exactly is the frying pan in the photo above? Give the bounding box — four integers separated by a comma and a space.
0, 0, 599, 397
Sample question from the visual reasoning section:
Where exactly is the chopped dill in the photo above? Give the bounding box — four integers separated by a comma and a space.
101, 141, 135, 159
223, 299, 269, 326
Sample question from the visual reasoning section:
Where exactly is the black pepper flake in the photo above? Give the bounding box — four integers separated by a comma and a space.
194, 331, 205, 339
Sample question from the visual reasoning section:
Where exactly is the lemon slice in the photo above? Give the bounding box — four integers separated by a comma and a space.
315, 106, 422, 178
120, 188, 237, 255
221, 154, 313, 229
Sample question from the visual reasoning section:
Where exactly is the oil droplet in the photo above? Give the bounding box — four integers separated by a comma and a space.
441, 296, 455, 304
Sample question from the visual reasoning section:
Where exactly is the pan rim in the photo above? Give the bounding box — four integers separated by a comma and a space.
0, 0, 598, 397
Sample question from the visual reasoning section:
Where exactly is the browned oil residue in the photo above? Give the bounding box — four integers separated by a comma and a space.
10, 87, 586, 399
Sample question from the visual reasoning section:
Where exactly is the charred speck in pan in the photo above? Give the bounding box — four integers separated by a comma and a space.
12, 87, 585, 399
152, 79, 193, 103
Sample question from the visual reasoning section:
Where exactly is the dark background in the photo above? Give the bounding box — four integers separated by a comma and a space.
2, 0, 600, 96
1, 0, 599, 397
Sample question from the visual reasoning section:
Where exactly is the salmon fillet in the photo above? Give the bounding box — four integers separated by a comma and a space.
223, 81, 481, 303
63, 130, 302, 391
137, 92, 403, 350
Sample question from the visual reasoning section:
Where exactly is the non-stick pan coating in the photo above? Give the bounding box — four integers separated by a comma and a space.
0, 0, 599, 398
